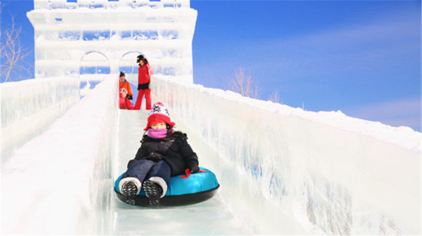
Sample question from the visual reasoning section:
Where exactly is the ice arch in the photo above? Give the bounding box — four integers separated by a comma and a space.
80, 51, 111, 80
119, 51, 143, 75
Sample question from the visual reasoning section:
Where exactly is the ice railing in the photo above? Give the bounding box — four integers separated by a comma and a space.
151, 76, 421, 234
34, 0, 190, 10
1, 78, 118, 234
0, 77, 80, 160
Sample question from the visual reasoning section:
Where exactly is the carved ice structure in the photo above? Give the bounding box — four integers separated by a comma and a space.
27, 0, 197, 84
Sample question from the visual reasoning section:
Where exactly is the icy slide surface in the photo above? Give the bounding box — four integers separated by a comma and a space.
109, 110, 248, 235
1, 76, 420, 234
1, 78, 249, 235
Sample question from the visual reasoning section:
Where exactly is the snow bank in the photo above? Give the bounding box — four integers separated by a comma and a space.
151, 76, 421, 234
1, 77, 80, 160
1, 78, 118, 234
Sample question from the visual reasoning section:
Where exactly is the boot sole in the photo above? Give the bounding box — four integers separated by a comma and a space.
121, 182, 138, 198
143, 180, 163, 206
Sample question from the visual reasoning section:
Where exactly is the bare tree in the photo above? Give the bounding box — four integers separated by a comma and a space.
229, 67, 259, 98
269, 91, 282, 104
0, 16, 31, 82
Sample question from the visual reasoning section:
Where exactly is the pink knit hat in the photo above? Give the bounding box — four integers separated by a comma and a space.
144, 102, 175, 131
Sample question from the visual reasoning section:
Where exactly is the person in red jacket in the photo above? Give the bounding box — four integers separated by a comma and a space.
134, 55, 152, 110
119, 87, 134, 110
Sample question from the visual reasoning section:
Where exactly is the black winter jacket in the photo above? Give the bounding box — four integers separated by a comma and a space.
128, 131, 199, 176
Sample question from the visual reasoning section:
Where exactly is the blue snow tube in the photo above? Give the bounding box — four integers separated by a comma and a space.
114, 167, 219, 206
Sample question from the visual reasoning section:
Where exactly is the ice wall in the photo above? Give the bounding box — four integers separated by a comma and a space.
27, 0, 197, 83
0, 77, 80, 160
34, 0, 191, 10
1, 78, 117, 234
151, 76, 421, 234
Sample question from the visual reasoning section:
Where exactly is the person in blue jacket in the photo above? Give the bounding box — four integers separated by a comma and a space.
119, 102, 199, 205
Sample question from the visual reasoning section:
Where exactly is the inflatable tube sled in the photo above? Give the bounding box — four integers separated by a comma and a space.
114, 167, 219, 206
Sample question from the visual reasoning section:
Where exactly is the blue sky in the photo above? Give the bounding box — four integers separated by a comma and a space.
1, 0, 421, 130
191, 0, 421, 130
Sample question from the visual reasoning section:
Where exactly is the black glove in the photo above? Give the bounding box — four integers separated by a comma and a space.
146, 152, 164, 162
128, 95, 133, 100
188, 161, 199, 173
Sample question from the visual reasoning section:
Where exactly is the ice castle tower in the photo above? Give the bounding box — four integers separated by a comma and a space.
27, 0, 197, 84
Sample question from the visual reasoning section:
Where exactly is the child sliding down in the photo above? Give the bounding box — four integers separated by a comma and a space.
119, 102, 199, 205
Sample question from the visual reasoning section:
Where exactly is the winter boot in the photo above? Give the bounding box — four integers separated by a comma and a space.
143, 177, 167, 206
119, 177, 142, 204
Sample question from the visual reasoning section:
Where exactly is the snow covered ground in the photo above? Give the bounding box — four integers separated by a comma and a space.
1, 75, 421, 234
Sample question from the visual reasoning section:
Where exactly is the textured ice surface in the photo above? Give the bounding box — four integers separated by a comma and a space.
7, 1, 418, 233
1, 78, 117, 234
1, 75, 420, 234
151, 76, 421, 234
0, 77, 80, 160
27, 0, 196, 83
